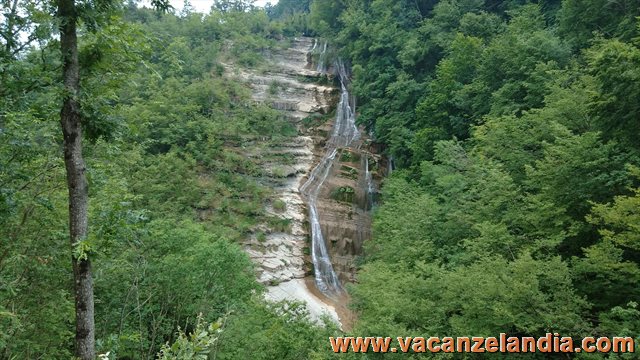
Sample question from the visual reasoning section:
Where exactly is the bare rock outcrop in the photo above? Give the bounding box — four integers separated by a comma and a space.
223, 37, 383, 325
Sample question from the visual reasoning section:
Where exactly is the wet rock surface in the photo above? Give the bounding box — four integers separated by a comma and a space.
224, 37, 337, 285
223, 37, 382, 325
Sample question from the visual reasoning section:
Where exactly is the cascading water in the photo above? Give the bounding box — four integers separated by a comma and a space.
364, 156, 375, 211
300, 52, 360, 297
332, 59, 360, 145
316, 41, 328, 74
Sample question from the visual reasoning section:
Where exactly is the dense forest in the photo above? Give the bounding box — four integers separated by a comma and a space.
313, 0, 640, 355
2, 0, 640, 358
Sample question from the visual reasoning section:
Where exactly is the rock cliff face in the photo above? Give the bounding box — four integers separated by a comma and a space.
303, 45, 383, 286
312, 145, 381, 283
223, 37, 382, 323
225, 37, 337, 285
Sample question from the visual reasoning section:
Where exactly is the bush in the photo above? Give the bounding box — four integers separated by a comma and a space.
273, 199, 287, 212
330, 186, 355, 203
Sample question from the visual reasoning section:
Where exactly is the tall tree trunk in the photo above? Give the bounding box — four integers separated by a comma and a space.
57, 0, 95, 358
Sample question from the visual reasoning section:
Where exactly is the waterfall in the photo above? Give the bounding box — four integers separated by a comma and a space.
300, 57, 359, 296
364, 156, 375, 211
316, 41, 328, 74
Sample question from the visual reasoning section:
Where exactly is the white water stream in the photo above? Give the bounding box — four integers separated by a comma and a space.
364, 156, 375, 211
316, 41, 328, 74
300, 58, 360, 297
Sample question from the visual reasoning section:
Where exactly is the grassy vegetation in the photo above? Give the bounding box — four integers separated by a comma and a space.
273, 199, 287, 212
330, 186, 356, 204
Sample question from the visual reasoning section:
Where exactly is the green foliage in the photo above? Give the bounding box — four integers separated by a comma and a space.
476, 5, 570, 116
272, 199, 287, 212
339, 165, 358, 180
414, 33, 484, 156
2, 6, 333, 359
330, 185, 356, 204
268, 80, 281, 95
267, 216, 292, 233
79, 18, 151, 142
267, 0, 312, 36
214, 0, 257, 13
570, 168, 640, 314
267, 0, 311, 19
157, 315, 223, 360
588, 167, 640, 251
308, 0, 640, 348
212, 301, 340, 360
6, 0, 640, 358
586, 38, 640, 149
0, 37, 75, 358
93, 218, 259, 358
558, 0, 640, 49
339, 149, 359, 162
572, 240, 640, 313
309, 0, 345, 37
598, 302, 640, 344
353, 167, 590, 345
525, 132, 633, 254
